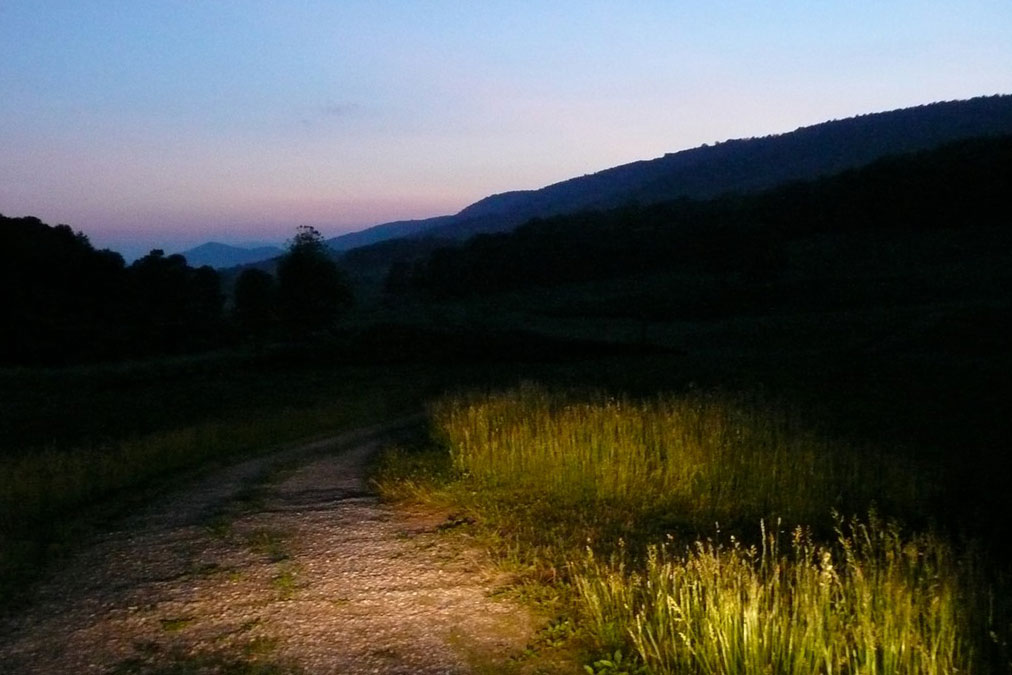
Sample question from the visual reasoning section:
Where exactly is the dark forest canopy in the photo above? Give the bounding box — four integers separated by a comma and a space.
1, 217, 353, 366
1, 215, 225, 364
397, 135, 1012, 300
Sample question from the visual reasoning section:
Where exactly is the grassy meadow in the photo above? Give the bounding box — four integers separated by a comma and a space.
4, 294, 1009, 672
377, 383, 1011, 674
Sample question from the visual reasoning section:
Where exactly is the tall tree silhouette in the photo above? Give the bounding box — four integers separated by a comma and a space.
276, 226, 352, 332
128, 249, 224, 352
233, 268, 277, 335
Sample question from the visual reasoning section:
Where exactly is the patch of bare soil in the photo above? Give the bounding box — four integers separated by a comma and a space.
0, 421, 554, 674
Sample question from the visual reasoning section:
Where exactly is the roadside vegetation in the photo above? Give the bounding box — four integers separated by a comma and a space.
376, 384, 1011, 674
0, 355, 437, 607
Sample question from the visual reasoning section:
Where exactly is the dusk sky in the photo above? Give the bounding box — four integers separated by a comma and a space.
2, 2, 1010, 259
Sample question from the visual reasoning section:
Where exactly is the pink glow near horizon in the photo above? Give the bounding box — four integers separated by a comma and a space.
3, 2, 1011, 260
75, 194, 463, 260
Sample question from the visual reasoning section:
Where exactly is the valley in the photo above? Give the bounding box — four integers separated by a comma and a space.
4, 95, 1012, 673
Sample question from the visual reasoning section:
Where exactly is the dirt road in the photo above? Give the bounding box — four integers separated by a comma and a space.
0, 420, 541, 674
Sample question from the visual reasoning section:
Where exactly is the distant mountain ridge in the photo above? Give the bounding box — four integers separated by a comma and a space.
327, 94, 1012, 251
179, 242, 282, 269
326, 216, 454, 252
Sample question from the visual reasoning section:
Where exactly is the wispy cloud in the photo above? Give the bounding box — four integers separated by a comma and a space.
300, 101, 364, 128
321, 102, 361, 117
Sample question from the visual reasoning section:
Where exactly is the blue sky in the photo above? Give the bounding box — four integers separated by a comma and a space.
2, 1, 1010, 258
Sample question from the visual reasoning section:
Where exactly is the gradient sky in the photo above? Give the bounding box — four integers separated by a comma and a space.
2, 1, 1010, 259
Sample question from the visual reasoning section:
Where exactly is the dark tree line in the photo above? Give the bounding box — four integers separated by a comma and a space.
2, 218, 352, 366
233, 225, 353, 337
392, 135, 1012, 303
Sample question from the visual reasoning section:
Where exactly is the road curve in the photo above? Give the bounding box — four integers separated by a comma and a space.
0, 418, 538, 674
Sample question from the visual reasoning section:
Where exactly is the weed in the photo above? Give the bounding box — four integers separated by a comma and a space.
534, 616, 576, 650
272, 566, 299, 600
187, 561, 224, 577
244, 528, 289, 563
584, 649, 645, 675
237, 617, 263, 633
204, 516, 233, 539
159, 616, 194, 632
242, 635, 280, 657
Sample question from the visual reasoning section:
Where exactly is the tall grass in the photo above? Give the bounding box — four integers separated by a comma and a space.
433, 383, 934, 532
576, 515, 983, 674
409, 384, 1007, 674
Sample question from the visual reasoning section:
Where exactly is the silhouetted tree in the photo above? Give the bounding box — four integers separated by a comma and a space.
276, 226, 352, 332
128, 249, 224, 353
233, 268, 277, 335
190, 265, 225, 321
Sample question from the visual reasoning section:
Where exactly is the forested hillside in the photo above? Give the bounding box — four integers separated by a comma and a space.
398, 135, 1012, 311
329, 94, 1012, 251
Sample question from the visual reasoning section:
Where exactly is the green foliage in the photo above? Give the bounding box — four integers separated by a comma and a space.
159, 616, 195, 632
1, 217, 355, 364
271, 565, 299, 600
584, 649, 645, 675
576, 516, 986, 675
383, 384, 1010, 674
432, 384, 935, 533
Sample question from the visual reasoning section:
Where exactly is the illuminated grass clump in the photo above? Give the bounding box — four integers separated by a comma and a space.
416, 384, 1003, 674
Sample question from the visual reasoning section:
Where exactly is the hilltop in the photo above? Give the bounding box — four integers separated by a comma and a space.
329, 94, 1012, 253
